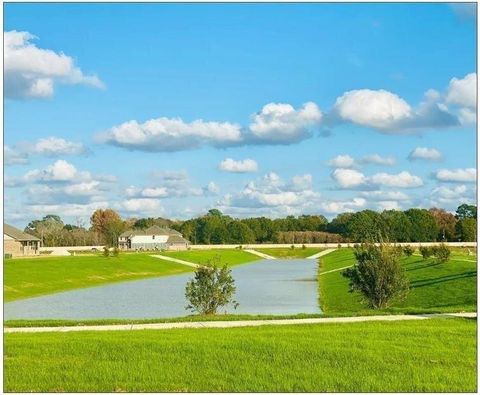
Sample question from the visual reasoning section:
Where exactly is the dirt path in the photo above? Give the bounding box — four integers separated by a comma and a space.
306, 248, 337, 260
4, 312, 475, 334
244, 249, 277, 260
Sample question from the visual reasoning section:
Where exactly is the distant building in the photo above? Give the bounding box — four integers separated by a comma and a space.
118, 225, 190, 251
4, 223, 41, 257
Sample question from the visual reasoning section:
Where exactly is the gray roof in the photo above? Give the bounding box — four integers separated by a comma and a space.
167, 235, 190, 244
4, 223, 40, 241
120, 225, 183, 238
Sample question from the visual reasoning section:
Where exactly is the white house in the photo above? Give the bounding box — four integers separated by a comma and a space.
118, 225, 190, 251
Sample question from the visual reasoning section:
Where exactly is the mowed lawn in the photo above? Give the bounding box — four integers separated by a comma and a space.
319, 249, 477, 314
4, 254, 192, 302
162, 249, 260, 266
4, 318, 476, 392
255, 247, 323, 259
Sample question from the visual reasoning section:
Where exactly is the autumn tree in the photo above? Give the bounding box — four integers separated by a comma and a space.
90, 209, 125, 247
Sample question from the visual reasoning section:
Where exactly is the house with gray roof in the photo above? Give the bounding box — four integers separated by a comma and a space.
118, 225, 190, 251
4, 223, 41, 257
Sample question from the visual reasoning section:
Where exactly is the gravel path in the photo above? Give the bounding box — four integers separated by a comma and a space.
4, 312, 475, 333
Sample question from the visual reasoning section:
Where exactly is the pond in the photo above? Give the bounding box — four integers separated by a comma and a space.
4, 259, 321, 320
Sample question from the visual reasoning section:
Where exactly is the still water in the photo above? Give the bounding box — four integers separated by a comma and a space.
4, 259, 321, 320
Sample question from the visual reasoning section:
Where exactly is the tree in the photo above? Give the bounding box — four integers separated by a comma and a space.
185, 262, 238, 315
342, 243, 409, 309
381, 210, 412, 242
90, 209, 125, 247
455, 204, 477, 220
227, 221, 255, 244
346, 210, 384, 242
404, 209, 438, 242
429, 208, 457, 241
25, 215, 64, 246
327, 213, 354, 236
456, 217, 477, 242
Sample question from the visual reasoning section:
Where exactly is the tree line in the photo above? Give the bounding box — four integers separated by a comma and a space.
24, 204, 477, 247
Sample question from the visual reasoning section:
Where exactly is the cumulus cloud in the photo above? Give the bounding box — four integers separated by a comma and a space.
360, 190, 410, 201
4, 146, 29, 165
435, 168, 476, 183
370, 171, 423, 188
408, 147, 443, 162
331, 168, 367, 189
116, 198, 162, 213
318, 197, 366, 214
332, 168, 423, 189
332, 88, 459, 133
4, 30, 104, 99
359, 154, 396, 166
328, 154, 355, 168
28, 137, 87, 156
97, 117, 243, 152
24, 159, 80, 182
249, 102, 322, 144
218, 158, 258, 173
446, 73, 476, 109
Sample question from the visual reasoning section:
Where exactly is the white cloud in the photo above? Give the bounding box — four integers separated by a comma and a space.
431, 184, 468, 200
446, 73, 477, 108
29, 137, 87, 156
4, 146, 29, 165
249, 102, 322, 144
376, 200, 401, 211
334, 89, 412, 130
64, 181, 101, 196
408, 147, 443, 162
118, 198, 162, 213
318, 197, 366, 214
26, 201, 110, 218
459, 107, 476, 125
360, 190, 410, 201
435, 168, 476, 183
328, 154, 355, 168
205, 181, 220, 194
370, 171, 423, 188
98, 117, 243, 152
4, 30, 104, 99
359, 154, 396, 166
140, 187, 169, 198
331, 168, 367, 188
290, 174, 313, 191
24, 159, 80, 182
218, 158, 258, 173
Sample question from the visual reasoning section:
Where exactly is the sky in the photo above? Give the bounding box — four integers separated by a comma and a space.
3, 2, 477, 228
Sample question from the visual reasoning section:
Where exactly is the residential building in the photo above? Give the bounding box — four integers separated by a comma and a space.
4, 223, 41, 257
118, 225, 190, 251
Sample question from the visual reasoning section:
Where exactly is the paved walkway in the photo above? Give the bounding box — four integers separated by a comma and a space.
151, 254, 206, 269
306, 248, 337, 260
4, 312, 475, 334
244, 249, 277, 260
319, 264, 354, 276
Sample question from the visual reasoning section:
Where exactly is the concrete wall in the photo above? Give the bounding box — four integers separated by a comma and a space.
189, 242, 477, 250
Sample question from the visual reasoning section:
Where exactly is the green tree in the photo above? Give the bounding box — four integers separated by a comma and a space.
381, 210, 412, 242
327, 213, 354, 236
346, 210, 384, 242
343, 243, 409, 309
456, 218, 477, 242
404, 209, 438, 242
185, 263, 238, 315
455, 204, 477, 220
228, 221, 255, 244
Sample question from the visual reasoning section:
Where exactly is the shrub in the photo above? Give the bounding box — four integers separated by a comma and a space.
302, 244, 306, 249
402, 245, 414, 257
113, 247, 120, 257
419, 246, 433, 260
432, 243, 451, 263
103, 246, 110, 257
290, 245, 295, 250
343, 243, 409, 309
185, 264, 238, 315
4, 253, 12, 259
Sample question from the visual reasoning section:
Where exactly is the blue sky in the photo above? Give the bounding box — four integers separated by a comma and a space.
4, 2, 477, 228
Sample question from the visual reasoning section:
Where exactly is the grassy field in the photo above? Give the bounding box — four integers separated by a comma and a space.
319, 249, 477, 314
4, 254, 192, 302
162, 248, 260, 266
4, 318, 475, 392
255, 247, 323, 259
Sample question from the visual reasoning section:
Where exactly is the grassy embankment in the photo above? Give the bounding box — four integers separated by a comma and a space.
255, 247, 323, 258
162, 248, 260, 266
4, 249, 259, 302
319, 248, 477, 315
4, 318, 476, 392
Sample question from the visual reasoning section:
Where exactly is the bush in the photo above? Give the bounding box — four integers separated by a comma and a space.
419, 246, 433, 260
4, 253, 12, 259
432, 243, 451, 263
290, 245, 295, 250
302, 244, 306, 249
103, 246, 110, 257
113, 247, 120, 257
185, 264, 238, 315
343, 243, 409, 309
402, 245, 414, 257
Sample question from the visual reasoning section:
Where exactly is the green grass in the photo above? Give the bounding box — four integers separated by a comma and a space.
4, 318, 476, 392
162, 248, 260, 266
255, 247, 323, 259
319, 249, 477, 314
4, 254, 192, 302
